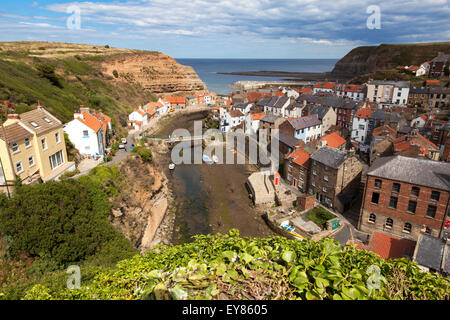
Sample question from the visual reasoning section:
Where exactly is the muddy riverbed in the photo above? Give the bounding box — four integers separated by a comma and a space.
151, 111, 276, 244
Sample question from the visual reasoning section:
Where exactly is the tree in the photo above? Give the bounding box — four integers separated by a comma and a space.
112, 70, 119, 78
0, 179, 135, 265
35, 63, 62, 88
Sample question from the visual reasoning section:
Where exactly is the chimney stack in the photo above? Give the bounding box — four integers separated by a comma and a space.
7, 114, 20, 120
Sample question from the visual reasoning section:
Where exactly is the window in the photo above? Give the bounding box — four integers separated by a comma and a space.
430, 191, 440, 202
425, 227, 431, 235
49, 150, 64, 170
426, 205, 437, 218
41, 137, 47, 150
323, 187, 327, 193
324, 166, 328, 171
16, 161, 23, 174
374, 179, 382, 188
28, 155, 34, 167
385, 218, 393, 229
392, 183, 400, 193
11, 142, 19, 153
312, 181, 316, 187
83, 130, 89, 137
29, 121, 40, 129
25, 137, 31, 147
371, 192, 380, 204
403, 223, 412, 233
407, 200, 417, 214
55, 132, 60, 143
411, 186, 420, 197
389, 196, 398, 209
313, 170, 317, 176
324, 175, 329, 182
43, 117, 52, 124
368, 213, 376, 223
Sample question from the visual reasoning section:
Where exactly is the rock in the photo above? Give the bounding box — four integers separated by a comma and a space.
112, 208, 123, 218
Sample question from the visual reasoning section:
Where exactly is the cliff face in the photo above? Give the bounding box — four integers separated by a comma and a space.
100, 52, 207, 96
332, 42, 450, 76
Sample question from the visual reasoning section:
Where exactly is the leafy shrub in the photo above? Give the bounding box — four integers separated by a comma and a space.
132, 146, 153, 163
35, 63, 62, 88
19, 230, 450, 300
0, 177, 135, 266
112, 70, 119, 78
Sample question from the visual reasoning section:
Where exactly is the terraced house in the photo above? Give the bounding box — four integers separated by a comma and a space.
358, 156, 450, 241
0, 105, 75, 191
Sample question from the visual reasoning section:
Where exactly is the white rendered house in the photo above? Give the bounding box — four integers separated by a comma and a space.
63, 112, 105, 158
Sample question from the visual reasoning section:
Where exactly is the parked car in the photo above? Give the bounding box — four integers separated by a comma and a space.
121, 138, 127, 144
118, 144, 125, 150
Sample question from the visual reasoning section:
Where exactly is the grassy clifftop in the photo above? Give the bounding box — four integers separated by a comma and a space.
0, 42, 206, 132
332, 42, 450, 76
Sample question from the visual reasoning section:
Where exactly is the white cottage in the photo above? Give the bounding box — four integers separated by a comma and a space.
63, 111, 105, 158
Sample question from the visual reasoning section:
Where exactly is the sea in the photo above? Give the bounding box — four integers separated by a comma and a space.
175, 58, 339, 95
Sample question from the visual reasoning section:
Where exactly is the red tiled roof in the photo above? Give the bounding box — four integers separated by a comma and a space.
368, 232, 416, 259
163, 96, 186, 104
286, 149, 310, 168
251, 113, 265, 120
273, 91, 284, 96
77, 112, 102, 133
321, 132, 346, 149
314, 82, 335, 89
426, 80, 440, 86
354, 108, 372, 119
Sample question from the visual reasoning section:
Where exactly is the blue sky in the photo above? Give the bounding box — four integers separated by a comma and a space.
0, 0, 449, 59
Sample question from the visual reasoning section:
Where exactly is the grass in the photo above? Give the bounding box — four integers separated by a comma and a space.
306, 207, 336, 227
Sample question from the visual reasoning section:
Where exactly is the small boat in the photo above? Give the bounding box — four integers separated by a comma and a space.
169, 163, 175, 170
212, 155, 219, 163
203, 155, 213, 164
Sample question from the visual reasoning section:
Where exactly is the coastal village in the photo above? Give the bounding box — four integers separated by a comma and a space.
0, 50, 449, 280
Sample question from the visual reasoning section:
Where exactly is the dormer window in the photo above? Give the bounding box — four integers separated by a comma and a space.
29, 121, 40, 129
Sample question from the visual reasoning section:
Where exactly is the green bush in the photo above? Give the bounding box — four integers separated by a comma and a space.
18, 230, 450, 300
132, 146, 153, 163
35, 63, 62, 88
112, 70, 119, 78
0, 177, 135, 267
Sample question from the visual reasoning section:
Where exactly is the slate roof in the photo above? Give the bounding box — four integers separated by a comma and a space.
410, 86, 430, 94
431, 54, 450, 63
287, 114, 321, 130
367, 155, 450, 191
310, 146, 347, 169
256, 98, 270, 107
414, 234, 445, 271
273, 96, 289, 109
279, 131, 300, 148
310, 106, 330, 120
260, 114, 279, 124
370, 110, 387, 120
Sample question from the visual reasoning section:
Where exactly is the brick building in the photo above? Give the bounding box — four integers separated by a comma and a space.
428, 53, 450, 79
308, 147, 363, 213
284, 148, 310, 193
358, 156, 450, 241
